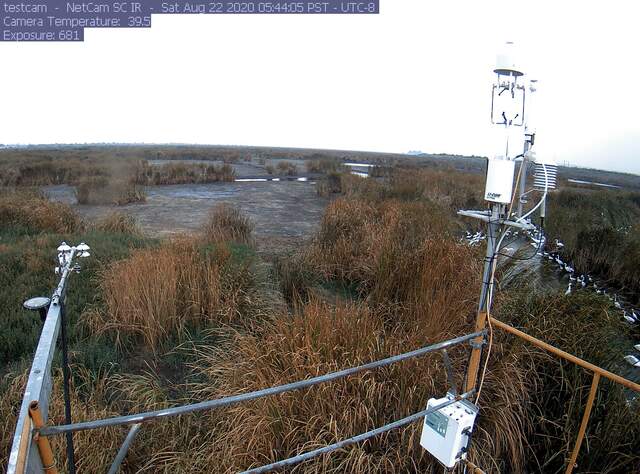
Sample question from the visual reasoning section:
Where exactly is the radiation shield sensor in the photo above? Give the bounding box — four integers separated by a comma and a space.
529, 151, 558, 191
420, 393, 479, 468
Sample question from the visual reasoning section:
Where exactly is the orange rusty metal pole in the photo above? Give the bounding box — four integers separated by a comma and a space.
14, 411, 32, 474
28, 401, 58, 474
565, 373, 600, 474
464, 459, 487, 474
489, 317, 640, 392
464, 311, 488, 393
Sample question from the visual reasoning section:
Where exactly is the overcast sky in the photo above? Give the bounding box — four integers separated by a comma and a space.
2, 1, 639, 174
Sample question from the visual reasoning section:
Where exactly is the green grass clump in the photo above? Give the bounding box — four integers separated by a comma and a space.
546, 188, 640, 301
0, 191, 155, 371
0, 227, 155, 371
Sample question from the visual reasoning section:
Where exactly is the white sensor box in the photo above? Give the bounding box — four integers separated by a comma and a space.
484, 157, 515, 204
420, 394, 479, 468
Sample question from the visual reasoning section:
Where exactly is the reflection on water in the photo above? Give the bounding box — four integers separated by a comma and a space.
567, 178, 621, 189
345, 162, 375, 168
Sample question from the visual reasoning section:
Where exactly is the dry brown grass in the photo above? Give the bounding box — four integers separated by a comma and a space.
202, 203, 255, 246
136, 161, 235, 185
75, 176, 146, 206
273, 252, 318, 305
275, 161, 298, 176
90, 239, 267, 352
0, 368, 126, 472
92, 211, 142, 235
315, 167, 483, 214
306, 157, 343, 174
0, 289, 536, 474
308, 198, 456, 291
180, 298, 534, 473
0, 190, 84, 234
0, 363, 222, 473
388, 168, 484, 211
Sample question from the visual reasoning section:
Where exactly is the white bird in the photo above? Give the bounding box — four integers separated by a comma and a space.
614, 296, 622, 310
624, 355, 640, 367
634, 344, 640, 352
623, 312, 637, 324
565, 283, 572, 296
555, 239, 565, 248
569, 274, 577, 282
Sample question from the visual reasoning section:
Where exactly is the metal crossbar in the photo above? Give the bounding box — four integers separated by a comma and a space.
107, 424, 142, 474
39, 331, 483, 437
240, 390, 475, 474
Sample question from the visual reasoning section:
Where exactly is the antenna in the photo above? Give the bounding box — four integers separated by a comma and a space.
517, 78, 538, 218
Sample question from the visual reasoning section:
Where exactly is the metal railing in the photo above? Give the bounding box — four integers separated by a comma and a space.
39, 331, 481, 437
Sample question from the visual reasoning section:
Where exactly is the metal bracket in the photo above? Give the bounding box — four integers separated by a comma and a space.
457, 209, 536, 231
470, 339, 486, 350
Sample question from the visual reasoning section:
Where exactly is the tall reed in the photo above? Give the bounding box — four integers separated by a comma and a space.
202, 203, 255, 246
91, 239, 264, 351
